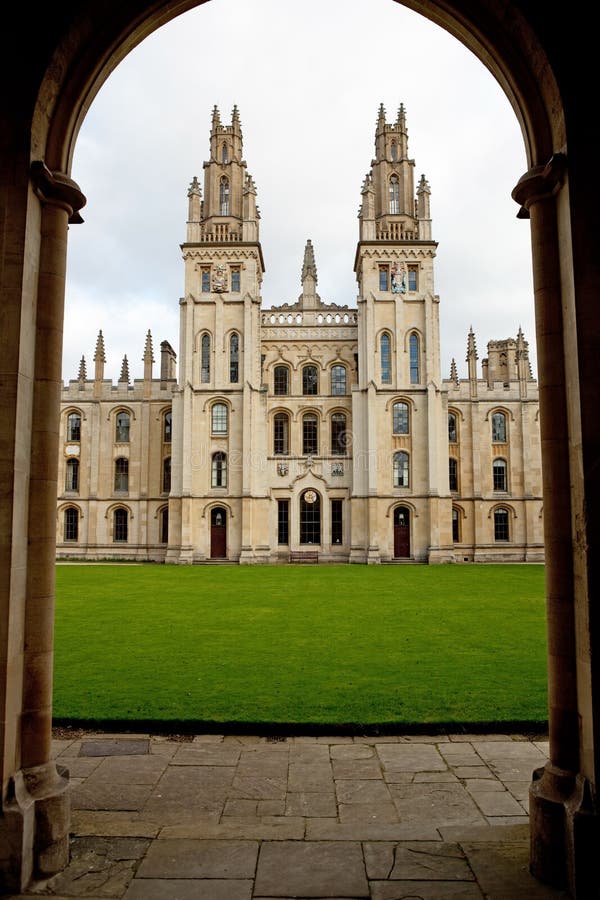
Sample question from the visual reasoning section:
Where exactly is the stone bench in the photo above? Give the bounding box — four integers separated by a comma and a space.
289, 551, 319, 564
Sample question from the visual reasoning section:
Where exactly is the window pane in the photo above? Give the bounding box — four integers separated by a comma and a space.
231, 268, 240, 292
274, 366, 289, 395
331, 413, 347, 455
303, 365, 318, 395
389, 175, 400, 214
493, 459, 507, 491
393, 451, 409, 487
331, 499, 343, 545
393, 402, 408, 434
408, 266, 418, 291
64, 507, 78, 542
67, 413, 81, 442
201, 334, 210, 383
212, 403, 228, 433
113, 508, 128, 542
448, 413, 457, 443
381, 333, 391, 384
492, 412, 506, 442
163, 456, 171, 492
452, 508, 460, 542
409, 334, 419, 384
219, 176, 230, 215
114, 457, 128, 491
494, 508, 509, 541
274, 413, 289, 455
379, 266, 389, 291
211, 452, 227, 487
163, 411, 172, 443
449, 457, 458, 491
300, 491, 321, 544
201, 269, 210, 292
115, 412, 130, 442
160, 507, 169, 543
277, 499, 289, 545
303, 414, 318, 455
230, 333, 239, 383
331, 365, 347, 395
65, 458, 79, 492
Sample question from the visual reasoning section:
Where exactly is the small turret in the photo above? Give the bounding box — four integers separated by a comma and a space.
416, 174, 432, 239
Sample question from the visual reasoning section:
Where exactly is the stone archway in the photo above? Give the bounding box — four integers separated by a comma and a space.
1, 3, 598, 895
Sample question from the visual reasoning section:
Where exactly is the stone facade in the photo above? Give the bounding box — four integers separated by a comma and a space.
56, 105, 543, 564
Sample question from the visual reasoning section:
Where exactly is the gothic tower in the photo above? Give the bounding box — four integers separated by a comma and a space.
352, 103, 452, 563
167, 105, 266, 563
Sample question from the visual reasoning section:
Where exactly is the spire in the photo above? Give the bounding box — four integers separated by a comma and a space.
211, 104, 221, 130
93, 329, 106, 363
231, 104, 241, 132
301, 239, 317, 284
143, 330, 154, 383
377, 102, 386, 131
77, 355, 87, 381
466, 326, 478, 360
396, 102, 406, 131
299, 239, 320, 309
467, 327, 478, 397
450, 357, 459, 386
119, 355, 130, 385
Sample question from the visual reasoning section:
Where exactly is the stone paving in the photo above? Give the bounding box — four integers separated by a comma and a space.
10, 731, 571, 899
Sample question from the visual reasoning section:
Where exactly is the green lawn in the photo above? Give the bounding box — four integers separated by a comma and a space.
53, 563, 549, 730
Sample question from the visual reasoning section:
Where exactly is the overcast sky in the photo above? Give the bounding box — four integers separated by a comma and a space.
63, 0, 536, 385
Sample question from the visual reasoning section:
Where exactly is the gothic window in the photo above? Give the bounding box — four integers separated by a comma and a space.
274, 365, 290, 395
201, 333, 210, 383
494, 507, 509, 541
231, 267, 241, 292
389, 174, 400, 214
452, 508, 461, 543
230, 333, 239, 383
331, 413, 347, 455
201, 267, 210, 292
302, 364, 318, 395
493, 458, 508, 491
492, 411, 507, 442
219, 175, 230, 215
331, 365, 347, 395
448, 412, 458, 443
409, 333, 420, 384
211, 452, 227, 488
115, 411, 130, 443
65, 458, 79, 492
162, 456, 171, 493
114, 457, 129, 492
393, 401, 409, 434
393, 451, 409, 487
273, 412, 290, 455
160, 507, 169, 543
67, 412, 81, 442
113, 507, 128, 542
379, 265, 389, 291
211, 402, 228, 434
381, 333, 391, 384
277, 499, 289, 545
302, 413, 318, 455
390, 141, 397, 161
331, 499, 343, 545
300, 490, 321, 544
64, 507, 78, 542
449, 457, 458, 492
163, 410, 172, 443
222, 142, 228, 163
408, 264, 418, 291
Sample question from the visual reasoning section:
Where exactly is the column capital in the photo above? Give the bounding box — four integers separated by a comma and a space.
512, 153, 567, 218
30, 161, 86, 223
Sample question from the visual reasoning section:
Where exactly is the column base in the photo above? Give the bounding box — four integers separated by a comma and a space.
0, 762, 70, 893
530, 762, 600, 897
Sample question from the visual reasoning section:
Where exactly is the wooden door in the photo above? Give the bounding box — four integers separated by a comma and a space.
393, 506, 410, 558
210, 507, 227, 558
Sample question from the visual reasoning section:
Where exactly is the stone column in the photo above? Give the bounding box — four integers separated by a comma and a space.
2, 162, 86, 891
513, 156, 589, 893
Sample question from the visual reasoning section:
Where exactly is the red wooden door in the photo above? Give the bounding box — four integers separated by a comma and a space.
393, 506, 410, 558
210, 507, 227, 558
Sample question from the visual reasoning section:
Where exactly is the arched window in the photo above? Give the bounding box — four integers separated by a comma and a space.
331, 413, 347, 455
222, 142, 228, 163
331, 365, 347, 395
274, 365, 290, 395
302, 413, 318, 455
211, 402, 228, 434
452, 508, 461, 543
219, 175, 230, 215
391, 141, 397, 161
449, 457, 458, 491
389, 174, 400, 214
494, 507, 509, 541
393, 401, 409, 434
201, 333, 210, 383
160, 507, 169, 544
273, 412, 289, 455
302, 365, 318, 395
115, 411, 130, 442
113, 508, 128, 542
114, 457, 129, 492
409, 333, 420, 384
65, 458, 79, 492
300, 490, 321, 544
448, 412, 458, 443
393, 451, 409, 487
67, 412, 81, 442
230, 333, 239, 383
493, 458, 508, 491
163, 456, 171, 493
163, 410, 172, 443
380, 333, 391, 384
63, 507, 78, 542
492, 411, 507, 442
211, 452, 227, 488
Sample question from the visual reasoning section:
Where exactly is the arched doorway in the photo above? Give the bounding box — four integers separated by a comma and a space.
210, 506, 227, 558
393, 505, 410, 558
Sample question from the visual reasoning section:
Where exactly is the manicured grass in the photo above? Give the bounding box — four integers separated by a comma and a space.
53, 564, 548, 729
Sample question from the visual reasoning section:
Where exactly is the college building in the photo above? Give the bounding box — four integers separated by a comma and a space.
56, 104, 543, 564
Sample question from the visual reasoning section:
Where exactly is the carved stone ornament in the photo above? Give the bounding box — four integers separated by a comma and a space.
277, 463, 288, 476
304, 490, 317, 504
212, 264, 228, 292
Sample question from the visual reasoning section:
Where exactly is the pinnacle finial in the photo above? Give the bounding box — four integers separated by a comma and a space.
397, 103, 406, 128
450, 358, 458, 384
93, 329, 106, 363
120, 355, 130, 384
232, 104, 241, 126
211, 104, 221, 129
467, 326, 478, 360
188, 176, 201, 197
143, 330, 154, 362
301, 239, 317, 284
78, 355, 87, 381
377, 102, 386, 124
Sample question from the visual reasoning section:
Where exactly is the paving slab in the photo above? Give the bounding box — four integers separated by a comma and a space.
461, 841, 571, 898
124, 880, 253, 899
136, 838, 258, 878
254, 840, 368, 897
389, 782, 487, 828
79, 740, 149, 757
376, 744, 447, 772
42, 836, 150, 897
370, 881, 483, 898
170, 744, 242, 766
364, 841, 474, 881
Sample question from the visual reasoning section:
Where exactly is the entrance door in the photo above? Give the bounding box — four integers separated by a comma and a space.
210, 507, 227, 558
393, 506, 410, 558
